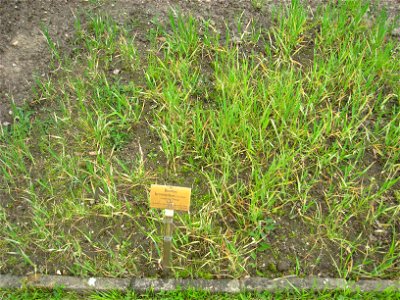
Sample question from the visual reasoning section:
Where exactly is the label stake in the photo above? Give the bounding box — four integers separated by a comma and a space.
149, 184, 191, 276
162, 209, 174, 273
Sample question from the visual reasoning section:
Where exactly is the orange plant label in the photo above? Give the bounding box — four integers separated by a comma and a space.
150, 184, 191, 211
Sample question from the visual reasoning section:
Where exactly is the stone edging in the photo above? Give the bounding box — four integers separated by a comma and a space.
0, 275, 399, 293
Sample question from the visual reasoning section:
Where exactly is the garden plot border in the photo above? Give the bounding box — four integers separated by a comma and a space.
0, 275, 399, 293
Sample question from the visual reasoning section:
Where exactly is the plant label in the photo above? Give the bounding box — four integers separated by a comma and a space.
150, 184, 191, 211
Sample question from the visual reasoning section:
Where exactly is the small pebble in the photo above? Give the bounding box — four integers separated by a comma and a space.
88, 278, 96, 286
113, 69, 120, 75
277, 261, 290, 272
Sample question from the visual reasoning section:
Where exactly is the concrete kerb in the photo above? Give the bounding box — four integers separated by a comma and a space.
0, 275, 399, 293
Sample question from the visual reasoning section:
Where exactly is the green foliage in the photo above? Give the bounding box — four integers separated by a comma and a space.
1, 288, 400, 300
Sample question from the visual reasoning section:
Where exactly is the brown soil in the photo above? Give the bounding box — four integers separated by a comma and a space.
0, 1, 74, 121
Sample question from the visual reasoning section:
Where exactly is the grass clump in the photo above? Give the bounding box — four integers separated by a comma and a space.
0, 0, 399, 279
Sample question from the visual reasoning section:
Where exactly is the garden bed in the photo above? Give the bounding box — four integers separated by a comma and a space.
0, 0, 399, 280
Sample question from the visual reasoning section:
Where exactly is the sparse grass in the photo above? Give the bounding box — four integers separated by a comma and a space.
1, 288, 400, 300
0, 0, 399, 279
